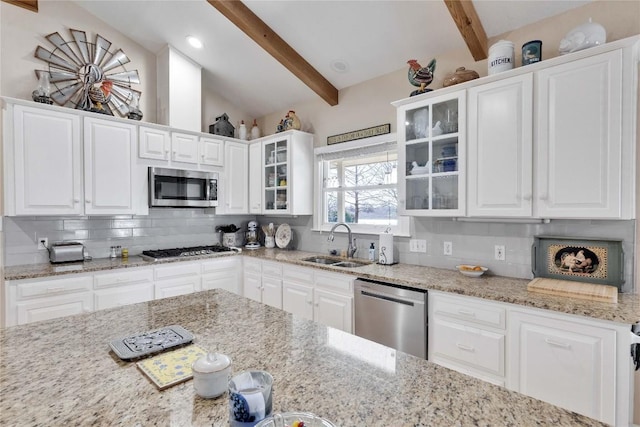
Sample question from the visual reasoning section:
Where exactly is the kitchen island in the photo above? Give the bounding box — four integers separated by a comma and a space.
0, 289, 606, 426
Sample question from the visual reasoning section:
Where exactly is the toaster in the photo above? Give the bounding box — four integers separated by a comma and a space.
49, 242, 85, 263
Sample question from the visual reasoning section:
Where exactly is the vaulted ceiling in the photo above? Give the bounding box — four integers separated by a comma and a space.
67, 0, 591, 118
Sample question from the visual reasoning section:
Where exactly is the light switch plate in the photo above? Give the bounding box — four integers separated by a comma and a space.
410, 239, 427, 253
443, 241, 452, 256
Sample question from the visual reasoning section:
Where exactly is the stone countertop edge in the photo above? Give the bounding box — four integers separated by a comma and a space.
0, 289, 608, 427
4, 248, 639, 324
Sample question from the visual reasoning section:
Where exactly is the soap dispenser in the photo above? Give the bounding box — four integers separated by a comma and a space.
368, 243, 376, 261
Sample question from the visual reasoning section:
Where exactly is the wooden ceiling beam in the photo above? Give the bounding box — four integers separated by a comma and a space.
1, 0, 38, 12
444, 0, 488, 61
208, 0, 339, 107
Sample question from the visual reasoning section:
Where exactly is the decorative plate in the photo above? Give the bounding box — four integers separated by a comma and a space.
275, 224, 292, 249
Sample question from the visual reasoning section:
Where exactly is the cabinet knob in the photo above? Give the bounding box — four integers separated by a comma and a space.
523, 193, 532, 201
306, 300, 313, 305
73, 199, 80, 203
539, 193, 548, 201
85, 200, 91, 204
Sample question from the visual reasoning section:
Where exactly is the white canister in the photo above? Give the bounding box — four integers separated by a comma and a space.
192, 352, 232, 398
488, 40, 515, 75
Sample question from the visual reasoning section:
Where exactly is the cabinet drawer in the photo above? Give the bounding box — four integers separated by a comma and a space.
314, 270, 353, 294
431, 318, 505, 376
12, 275, 93, 300
282, 265, 313, 285
201, 257, 240, 274
94, 268, 153, 289
243, 257, 262, 274
432, 294, 505, 329
94, 283, 154, 310
154, 262, 200, 280
262, 261, 282, 277
15, 292, 93, 326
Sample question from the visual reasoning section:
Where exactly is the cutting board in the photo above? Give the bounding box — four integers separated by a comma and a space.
527, 277, 618, 303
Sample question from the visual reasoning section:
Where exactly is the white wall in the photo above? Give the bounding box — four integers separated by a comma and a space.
0, 1, 157, 122
202, 87, 252, 137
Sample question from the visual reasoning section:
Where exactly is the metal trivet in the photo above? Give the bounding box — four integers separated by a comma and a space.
109, 325, 194, 360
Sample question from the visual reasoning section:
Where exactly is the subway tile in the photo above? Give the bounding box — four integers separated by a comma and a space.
111, 219, 153, 229
88, 229, 133, 239
64, 219, 112, 230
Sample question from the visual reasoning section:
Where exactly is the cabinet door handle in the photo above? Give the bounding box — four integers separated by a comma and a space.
306, 299, 313, 305
456, 343, 475, 352
457, 309, 476, 317
46, 287, 64, 293
85, 200, 91, 204
544, 338, 571, 349
73, 198, 80, 203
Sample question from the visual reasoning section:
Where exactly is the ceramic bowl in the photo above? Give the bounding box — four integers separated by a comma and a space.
255, 412, 335, 427
456, 265, 488, 278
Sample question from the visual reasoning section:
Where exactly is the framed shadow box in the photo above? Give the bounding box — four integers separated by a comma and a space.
532, 236, 624, 289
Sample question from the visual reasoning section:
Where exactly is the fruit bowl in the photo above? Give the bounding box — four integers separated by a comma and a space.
255, 412, 335, 427
456, 265, 488, 277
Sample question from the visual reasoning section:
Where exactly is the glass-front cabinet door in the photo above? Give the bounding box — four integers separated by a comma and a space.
396, 90, 465, 216
263, 136, 289, 212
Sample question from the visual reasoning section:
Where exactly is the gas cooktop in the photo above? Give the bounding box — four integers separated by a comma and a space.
141, 245, 235, 261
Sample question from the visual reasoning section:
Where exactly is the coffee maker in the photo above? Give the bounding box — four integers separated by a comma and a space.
245, 221, 260, 250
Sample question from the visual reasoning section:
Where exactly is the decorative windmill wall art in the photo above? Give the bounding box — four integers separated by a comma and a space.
34, 29, 142, 119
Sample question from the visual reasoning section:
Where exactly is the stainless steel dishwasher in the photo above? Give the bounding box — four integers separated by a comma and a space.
354, 278, 427, 359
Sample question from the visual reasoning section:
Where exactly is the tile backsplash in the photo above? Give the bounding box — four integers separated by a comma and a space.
3, 211, 635, 293
3, 209, 254, 266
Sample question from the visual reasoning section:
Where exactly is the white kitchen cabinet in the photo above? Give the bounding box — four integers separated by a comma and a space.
4, 103, 82, 215
429, 292, 506, 386
200, 136, 224, 167
467, 74, 533, 217
84, 117, 146, 215
218, 140, 249, 214
509, 310, 617, 424
243, 259, 283, 309
248, 142, 263, 214
6, 274, 93, 326
170, 132, 199, 164
154, 262, 201, 299
93, 267, 154, 310
281, 264, 354, 332
535, 48, 632, 219
201, 256, 242, 295
250, 130, 314, 215
139, 125, 171, 161
394, 91, 466, 216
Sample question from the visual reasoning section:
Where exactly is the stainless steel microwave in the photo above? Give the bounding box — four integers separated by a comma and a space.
148, 167, 218, 208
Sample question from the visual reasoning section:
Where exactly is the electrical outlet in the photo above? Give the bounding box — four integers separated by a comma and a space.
410, 239, 427, 253
495, 245, 506, 261
443, 241, 452, 256
38, 237, 48, 250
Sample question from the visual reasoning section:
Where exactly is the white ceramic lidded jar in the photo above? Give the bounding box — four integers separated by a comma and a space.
488, 40, 515, 75
192, 352, 232, 398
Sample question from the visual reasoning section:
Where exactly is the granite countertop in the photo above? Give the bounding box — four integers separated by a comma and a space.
5, 248, 639, 324
0, 290, 606, 426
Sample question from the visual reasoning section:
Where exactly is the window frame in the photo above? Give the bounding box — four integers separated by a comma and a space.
313, 132, 410, 237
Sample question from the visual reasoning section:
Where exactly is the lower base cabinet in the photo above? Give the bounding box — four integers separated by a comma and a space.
509, 310, 616, 424
202, 257, 242, 295
243, 259, 283, 309
429, 291, 630, 426
154, 262, 201, 299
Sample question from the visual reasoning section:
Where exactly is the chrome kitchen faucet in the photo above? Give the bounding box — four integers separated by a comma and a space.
328, 223, 357, 258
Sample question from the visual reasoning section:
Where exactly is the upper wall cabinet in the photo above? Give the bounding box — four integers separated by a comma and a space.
2, 100, 148, 216
395, 91, 466, 216
393, 35, 638, 220
535, 49, 632, 219
138, 125, 224, 170
217, 140, 249, 215
467, 74, 533, 217
4, 104, 83, 215
249, 130, 314, 216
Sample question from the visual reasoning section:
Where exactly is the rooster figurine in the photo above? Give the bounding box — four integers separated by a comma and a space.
87, 80, 113, 114
407, 58, 436, 97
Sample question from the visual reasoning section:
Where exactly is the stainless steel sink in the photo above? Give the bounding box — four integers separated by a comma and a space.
333, 261, 370, 268
302, 256, 342, 265
301, 256, 370, 268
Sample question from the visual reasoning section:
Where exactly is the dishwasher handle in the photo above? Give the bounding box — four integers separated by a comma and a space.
359, 289, 417, 306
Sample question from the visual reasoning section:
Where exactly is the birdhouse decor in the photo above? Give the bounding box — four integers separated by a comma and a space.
407, 58, 436, 97
210, 113, 235, 137
33, 29, 142, 117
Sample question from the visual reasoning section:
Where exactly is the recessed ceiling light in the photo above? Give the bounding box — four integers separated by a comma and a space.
330, 59, 349, 73
186, 36, 203, 49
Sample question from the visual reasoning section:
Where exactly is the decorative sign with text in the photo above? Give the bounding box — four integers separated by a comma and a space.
327, 123, 391, 145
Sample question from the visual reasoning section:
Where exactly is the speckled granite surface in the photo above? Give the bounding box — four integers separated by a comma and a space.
0, 290, 607, 426
5, 248, 639, 324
